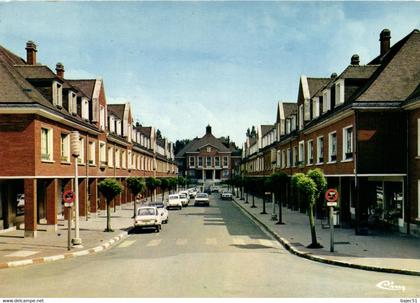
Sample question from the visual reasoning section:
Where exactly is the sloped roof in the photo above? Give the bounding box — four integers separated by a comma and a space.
108, 104, 125, 119
68, 79, 96, 98
0, 44, 25, 66
176, 132, 230, 157
138, 126, 152, 137
284, 102, 297, 118
14, 65, 57, 80
307, 78, 330, 98
261, 124, 274, 137
356, 29, 420, 102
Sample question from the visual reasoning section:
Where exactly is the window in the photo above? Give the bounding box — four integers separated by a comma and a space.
128, 150, 132, 169
89, 141, 95, 165
286, 119, 291, 134
298, 141, 304, 164
286, 148, 291, 168
312, 97, 320, 119
198, 156, 203, 167
41, 127, 53, 161
78, 138, 85, 164
60, 133, 70, 162
322, 89, 330, 113
108, 147, 114, 167
100, 106, 105, 130
282, 150, 286, 168
317, 136, 324, 164
215, 156, 220, 167
418, 119, 420, 156
99, 141, 106, 164
122, 150, 126, 169
115, 149, 120, 168
81, 97, 89, 120
304, 99, 310, 121
222, 170, 229, 178
223, 156, 228, 168
68, 91, 77, 114
291, 116, 296, 131
293, 146, 298, 167
335, 79, 345, 106
109, 116, 115, 133
117, 120, 122, 136
343, 126, 353, 160
206, 147, 211, 152
52, 82, 62, 107
206, 156, 212, 167
276, 150, 281, 167
328, 132, 337, 162
189, 156, 195, 168
298, 105, 304, 129
307, 140, 314, 165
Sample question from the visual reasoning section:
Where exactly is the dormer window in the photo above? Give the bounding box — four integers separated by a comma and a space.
291, 116, 296, 131
298, 105, 304, 129
312, 97, 320, 119
304, 99, 310, 121
81, 97, 89, 121
52, 81, 62, 107
116, 120, 122, 136
100, 106, 105, 130
322, 89, 330, 113
335, 79, 345, 106
68, 91, 77, 115
286, 119, 291, 134
109, 116, 115, 133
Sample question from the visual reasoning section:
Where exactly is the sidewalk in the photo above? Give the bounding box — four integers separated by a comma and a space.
232, 194, 420, 276
0, 203, 136, 270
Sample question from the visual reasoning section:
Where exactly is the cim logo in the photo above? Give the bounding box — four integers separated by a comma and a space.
376, 280, 406, 291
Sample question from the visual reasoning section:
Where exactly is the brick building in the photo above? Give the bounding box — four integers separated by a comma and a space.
0, 41, 177, 237
241, 29, 420, 236
175, 125, 241, 186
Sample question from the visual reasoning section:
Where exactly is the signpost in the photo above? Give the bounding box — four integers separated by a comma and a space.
325, 188, 339, 252
63, 190, 75, 251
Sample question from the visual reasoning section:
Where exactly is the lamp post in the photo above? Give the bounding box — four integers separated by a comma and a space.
271, 164, 277, 221
70, 131, 82, 246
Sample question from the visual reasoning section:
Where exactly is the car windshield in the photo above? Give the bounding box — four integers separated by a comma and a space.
180, 194, 187, 198
138, 208, 156, 216
196, 193, 208, 198
169, 195, 179, 200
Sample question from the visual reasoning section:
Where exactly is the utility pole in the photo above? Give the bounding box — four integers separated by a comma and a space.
70, 131, 82, 247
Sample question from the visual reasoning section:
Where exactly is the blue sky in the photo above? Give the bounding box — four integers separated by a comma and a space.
0, 1, 419, 146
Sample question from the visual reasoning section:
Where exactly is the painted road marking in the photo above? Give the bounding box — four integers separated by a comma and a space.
5, 250, 39, 258
176, 238, 188, 246
146, 239, 161, 247
117, 240, 136, 248
205, 238, 217, 246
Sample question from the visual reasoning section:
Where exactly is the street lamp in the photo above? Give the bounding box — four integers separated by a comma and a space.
70, 131, 82, 246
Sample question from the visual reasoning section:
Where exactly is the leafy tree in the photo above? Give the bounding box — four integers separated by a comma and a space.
146, 177, 159, 202
174, 139, 191, 155
168, 177, 178, 193
98, 179, 123, 232
295, 174, 322, 248
126, 177, 146, 218
160, 178, 170, 201
177, 176, 186, 190
154, 178, 161, 202
291, 173, 306, 212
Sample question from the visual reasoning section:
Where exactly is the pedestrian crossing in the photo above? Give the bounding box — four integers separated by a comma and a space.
118, 237, 281, 249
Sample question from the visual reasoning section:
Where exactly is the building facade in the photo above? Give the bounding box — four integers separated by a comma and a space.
176, 125, 241, 185
0, 41, 177, 237
241, 29, 420, 236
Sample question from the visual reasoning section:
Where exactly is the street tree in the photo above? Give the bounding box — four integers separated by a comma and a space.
291, 173, 306, 211
98, 178, 123, 232
177, 176, 186, 191
160, 178, 170, 202
146, 177, 159, 202
126, 177, 146, 218
269, 172, 288, 224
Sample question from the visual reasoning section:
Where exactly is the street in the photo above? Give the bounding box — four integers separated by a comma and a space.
0, 194, 419, 298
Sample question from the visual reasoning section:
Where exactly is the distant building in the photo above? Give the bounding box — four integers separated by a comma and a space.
175, 125, 241, 184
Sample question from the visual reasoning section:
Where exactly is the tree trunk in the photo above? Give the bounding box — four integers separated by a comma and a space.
106, 200, 112, 232
308, 204, 321, 248
133, 196, 137, 218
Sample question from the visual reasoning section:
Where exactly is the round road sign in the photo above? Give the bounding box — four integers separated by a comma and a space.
63, 190, 75, 204
325, 188, 339, 203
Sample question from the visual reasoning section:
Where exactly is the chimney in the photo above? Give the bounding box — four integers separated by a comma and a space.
56, 62, 65, 78
380, 29, 391, 56
330, 73, 337, 79
351, 54, 360, 65
206, 124, 212, 135
25, 41, 37, 65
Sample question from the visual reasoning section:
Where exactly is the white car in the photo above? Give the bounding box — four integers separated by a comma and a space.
194, 192, 210, 207
221, 191, 233, 200
134, 206, 162, 232
167, 194, 183, 210
179, 192, 189, 207
210, 185, 220, 193
149, 202, 169, 224
188, 188, 197, 198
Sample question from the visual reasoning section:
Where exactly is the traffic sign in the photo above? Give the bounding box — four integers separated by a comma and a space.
325, 188, 339, 202
327, 201, 338, 207
63, 190, 75, 207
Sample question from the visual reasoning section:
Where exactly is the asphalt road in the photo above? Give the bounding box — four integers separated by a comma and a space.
0, 194, 419, 298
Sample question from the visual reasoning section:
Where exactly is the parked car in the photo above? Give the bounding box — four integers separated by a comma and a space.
167, 194, 183, 210
194, 192, 210, 207
179, 192, 189, 207
188, 188, 198, 198
220, 191, 233, 200
148, 202, 169, 224
210, 185, 220, 193
16, 194, 25, 215
134, 206, 162, 232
